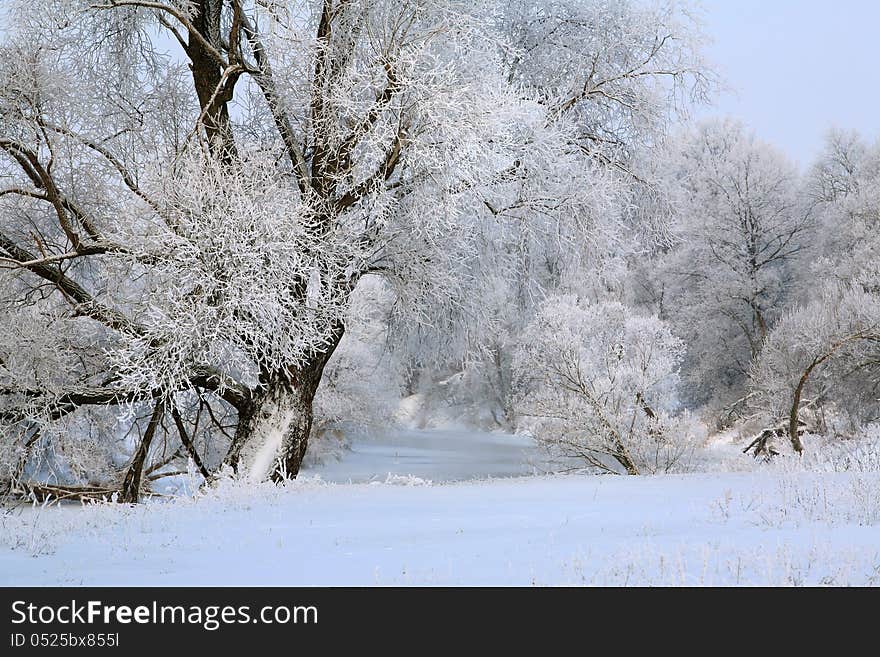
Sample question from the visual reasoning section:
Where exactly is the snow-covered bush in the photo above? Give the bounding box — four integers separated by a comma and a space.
512, 296, 699, 474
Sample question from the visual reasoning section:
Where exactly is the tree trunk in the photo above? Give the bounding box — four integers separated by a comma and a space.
786, 332, 872, 454
270, 371, 321, 483
612, 441, 640, 476
120, 402, 164, 503
788, 367, 810, 454
186, 0, 239, 163
223, 330, 344, 482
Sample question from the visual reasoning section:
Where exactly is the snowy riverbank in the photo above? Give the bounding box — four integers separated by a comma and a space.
2, 430, 879, 586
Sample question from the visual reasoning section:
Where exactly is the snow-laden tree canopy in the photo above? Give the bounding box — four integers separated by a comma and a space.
648, 119, 815, 417
749, 132, 880, 449
8, 0, 876, 497
0, 0, 714, 497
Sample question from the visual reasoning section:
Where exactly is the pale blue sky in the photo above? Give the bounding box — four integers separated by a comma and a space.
697, 0, 880, 165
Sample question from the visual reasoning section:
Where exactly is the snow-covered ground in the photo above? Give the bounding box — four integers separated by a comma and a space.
2, 429, 880, 586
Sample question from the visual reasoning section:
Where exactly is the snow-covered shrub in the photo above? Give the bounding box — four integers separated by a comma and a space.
379, 474, 433, 487
778, 424, 880, 474
512, 296, 699, 474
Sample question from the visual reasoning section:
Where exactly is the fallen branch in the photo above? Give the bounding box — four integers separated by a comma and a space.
17, 483, 120, 503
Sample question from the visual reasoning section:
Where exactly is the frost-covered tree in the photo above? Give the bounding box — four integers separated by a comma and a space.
750, 285, 880, 452
0, 0, 570, 497
395, 0, 712, 427
500, 0, 711, 170
802, 129, 880, 295
749, 131, 880, 452
654, 119, 814, 418
512, 296, 698, 475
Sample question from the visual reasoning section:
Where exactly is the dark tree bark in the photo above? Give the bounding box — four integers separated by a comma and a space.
222, 327, 345, 481
185, 0, 240, 163
169, 404, 210, 480
120, 401, 164, 503
787, 333, 867, 454
612, 448, 640, 476
788, 365, 814, 454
